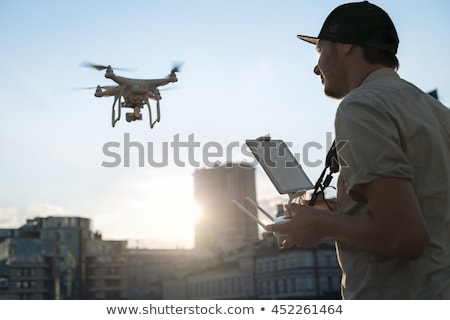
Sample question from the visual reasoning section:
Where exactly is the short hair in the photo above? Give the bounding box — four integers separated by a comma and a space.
362, 46, 399, 70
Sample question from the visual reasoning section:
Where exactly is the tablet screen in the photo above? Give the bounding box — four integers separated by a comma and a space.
246, 139, 314, 194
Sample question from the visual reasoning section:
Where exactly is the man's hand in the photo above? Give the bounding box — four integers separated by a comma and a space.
266, 205, 330, 248
300, 197, 337, 211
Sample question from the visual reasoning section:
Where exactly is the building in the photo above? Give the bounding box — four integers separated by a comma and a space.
84, 238, 128, 299
0, 238, 53, 299
0, 216, 128, 299
193, 163, 259, 253
127, 248, 193, 299
253, 236, 341, 299
161, 234, 341, 299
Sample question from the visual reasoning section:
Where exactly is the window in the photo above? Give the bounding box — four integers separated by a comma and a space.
306, 275, 314, 290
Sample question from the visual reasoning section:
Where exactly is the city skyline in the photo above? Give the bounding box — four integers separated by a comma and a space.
0, 214, 342, 300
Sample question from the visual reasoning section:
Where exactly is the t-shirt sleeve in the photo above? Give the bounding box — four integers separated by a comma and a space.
335, 96, 413, 202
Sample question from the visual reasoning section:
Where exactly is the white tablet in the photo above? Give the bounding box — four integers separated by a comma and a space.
246, 139, 314, 194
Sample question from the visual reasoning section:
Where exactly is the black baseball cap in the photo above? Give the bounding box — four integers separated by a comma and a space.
297, 1, 399, 54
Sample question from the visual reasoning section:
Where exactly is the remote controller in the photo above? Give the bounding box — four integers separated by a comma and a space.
232, 198, 293, 248
273, 215, 292, 248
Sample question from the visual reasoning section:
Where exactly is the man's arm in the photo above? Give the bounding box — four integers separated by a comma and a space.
354, 177, 429, 259
268, 177, 429, 260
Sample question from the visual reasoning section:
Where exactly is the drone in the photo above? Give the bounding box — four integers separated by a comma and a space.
81, 61, 180, 128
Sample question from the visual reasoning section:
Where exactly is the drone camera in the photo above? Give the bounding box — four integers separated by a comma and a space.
126, 113, 142, 122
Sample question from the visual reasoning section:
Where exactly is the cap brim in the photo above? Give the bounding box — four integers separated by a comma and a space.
297, 35, 319, 45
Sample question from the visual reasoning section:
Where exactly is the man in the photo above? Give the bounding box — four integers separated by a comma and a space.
267, 1, 450, 299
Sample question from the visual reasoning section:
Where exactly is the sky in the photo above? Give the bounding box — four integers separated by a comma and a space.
1, 0, 449, 249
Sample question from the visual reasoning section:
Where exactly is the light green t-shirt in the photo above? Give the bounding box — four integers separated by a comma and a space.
334, 67, 450, 299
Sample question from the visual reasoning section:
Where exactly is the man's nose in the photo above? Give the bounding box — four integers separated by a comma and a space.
313, 65, 321, 75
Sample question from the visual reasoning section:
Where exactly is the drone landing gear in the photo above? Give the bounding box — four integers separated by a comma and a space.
110, 96, 161, 129
111, 87, 125, 127
147, 98, 161, 129
112, 96, 121, 127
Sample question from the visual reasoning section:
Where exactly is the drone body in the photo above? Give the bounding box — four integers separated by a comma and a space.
83, 62, 179, 128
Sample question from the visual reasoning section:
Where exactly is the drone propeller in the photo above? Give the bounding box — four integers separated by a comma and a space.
79, 61, 133, 71
171, 62, 183, 73
167, 62, 183, 78
159, 86, 179, 92
73, 85, 118, 90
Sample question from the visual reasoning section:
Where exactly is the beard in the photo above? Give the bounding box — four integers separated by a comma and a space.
324, 83, 347, 99
322, 68, 349, 99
